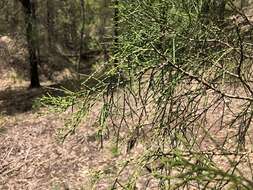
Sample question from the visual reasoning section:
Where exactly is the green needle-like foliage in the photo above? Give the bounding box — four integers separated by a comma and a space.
41, 0, 253, 189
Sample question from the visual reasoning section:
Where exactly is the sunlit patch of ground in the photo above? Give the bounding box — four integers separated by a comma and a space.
0, 39, 119, 189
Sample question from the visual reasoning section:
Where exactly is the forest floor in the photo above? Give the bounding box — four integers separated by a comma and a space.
3, 9, 253, 188
0, 72, 136, 190
0, 39, 128, 190
2, 59, 253, 190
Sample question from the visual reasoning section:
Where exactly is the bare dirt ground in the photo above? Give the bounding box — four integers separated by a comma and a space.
0, 36, 148, 190
0, 81, 147, 190
0, 38, 119, 190
0, 74, 121, 190
2, 14, 253, 188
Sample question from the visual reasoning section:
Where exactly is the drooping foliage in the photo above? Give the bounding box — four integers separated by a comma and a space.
39, 0, 253, 189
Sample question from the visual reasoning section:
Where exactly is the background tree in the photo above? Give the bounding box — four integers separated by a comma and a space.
19, 0, 40, 88
46, 0, 55, 50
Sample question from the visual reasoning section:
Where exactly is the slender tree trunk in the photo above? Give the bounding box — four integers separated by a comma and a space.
113, 0, 119, 65
46, 0, 55, 50
99, 0, 109, 62
69, 3, 78, 50
77, 0, 85, 79
19, 0, 40, 88
99, 0, 109, 63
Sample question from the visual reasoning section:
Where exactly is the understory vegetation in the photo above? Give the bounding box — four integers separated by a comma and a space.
2, 0, 253, 189
38, 1, 253, 189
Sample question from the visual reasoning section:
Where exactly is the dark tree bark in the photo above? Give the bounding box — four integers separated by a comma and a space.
46, 0, 55, 50
99, 0, 109, 63
77, 0, 85, 79
69, 3, 78, 50
113, 0, 119, 65
19, 0, 40, 88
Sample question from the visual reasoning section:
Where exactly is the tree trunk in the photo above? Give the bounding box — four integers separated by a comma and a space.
69, 3, 78, 50
19, 0, 40, 88
77, 0, 85, 79
113, 0, 119, 65
99, 0, 109, 63
46, 0, 55, 50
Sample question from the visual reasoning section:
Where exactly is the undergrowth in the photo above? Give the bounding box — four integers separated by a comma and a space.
40, 1, 253, 189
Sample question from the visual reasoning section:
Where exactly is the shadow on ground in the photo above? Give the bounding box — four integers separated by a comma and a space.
0, 52, 112, 116
0, 78, 83, 116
